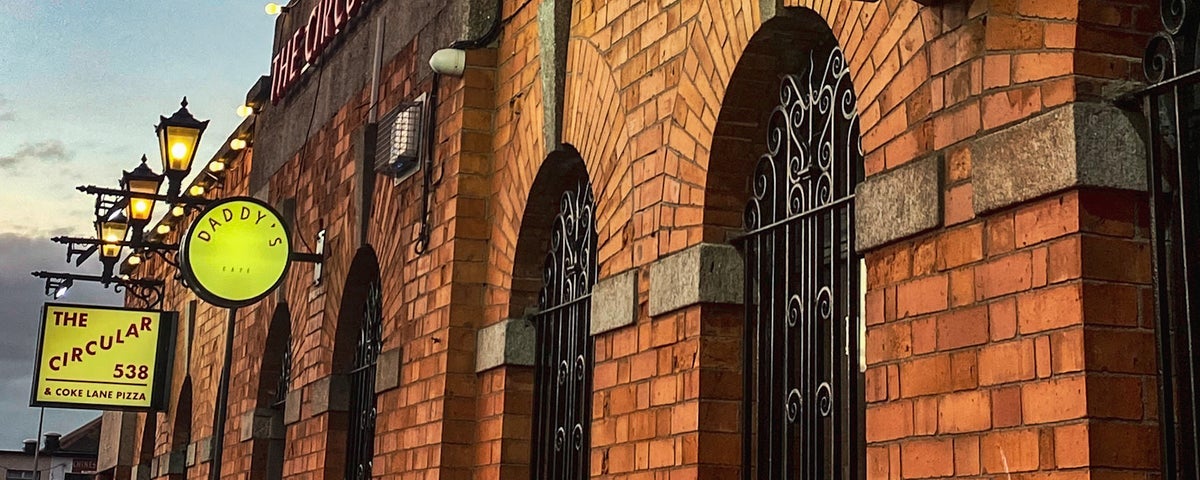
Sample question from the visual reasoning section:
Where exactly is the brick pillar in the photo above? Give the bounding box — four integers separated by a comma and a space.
864, 188, 1160, 478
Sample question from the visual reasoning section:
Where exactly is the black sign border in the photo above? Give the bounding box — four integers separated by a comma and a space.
179, 196, 293, 309
30, 302, 176, 412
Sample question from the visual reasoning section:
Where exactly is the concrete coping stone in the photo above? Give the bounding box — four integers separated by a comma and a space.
972, 101, 1148, 214
648, 243, 744, 317
854, 154, 943, 252
589, 269, 639, 336
475, 317, 536, 372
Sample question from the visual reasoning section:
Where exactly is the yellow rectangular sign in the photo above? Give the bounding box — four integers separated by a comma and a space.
31, 303, 174, 411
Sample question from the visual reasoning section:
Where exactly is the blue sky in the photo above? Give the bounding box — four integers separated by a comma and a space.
0, 1, 275, 447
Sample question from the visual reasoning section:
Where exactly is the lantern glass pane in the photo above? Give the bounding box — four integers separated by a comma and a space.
101, 243, 122, 258
97, 218, 127, 258
126, 178, 160, 221
163, 126, 201, 172
127, 197, 155, 221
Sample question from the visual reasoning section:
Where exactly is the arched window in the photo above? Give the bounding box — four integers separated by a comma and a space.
137, 412, 157, 477
740, 43, 865, 479
255, 304, 292, 480
170, 378, 192, 480
530, 179, 596, 480
346, 277, 383, 480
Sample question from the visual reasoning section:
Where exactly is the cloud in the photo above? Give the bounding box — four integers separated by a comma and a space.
0, 140, 71, 171
0, 95, 12, 123
0, 233, 117, 446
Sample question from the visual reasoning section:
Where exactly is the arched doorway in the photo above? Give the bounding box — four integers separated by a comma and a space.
515, 148, 596, 480
252, 303, 292, 480
331, 247, 383, 480
168, 378, 192, 480
708, 10, 866, 479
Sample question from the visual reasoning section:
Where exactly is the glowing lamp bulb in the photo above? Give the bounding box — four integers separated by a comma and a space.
170, 141, 188, 160
171, 205, 185, 216
157, 224, 171, 235
265, 3, 282, 15
189, 185, 205, 196
54, 285, 70, 299
132, 199, 150, 214
229, 138, 247, 151
236, 105, 255, 117
128, 255, 141, 266
104, 233, 120, 243
209, 161, 225, 172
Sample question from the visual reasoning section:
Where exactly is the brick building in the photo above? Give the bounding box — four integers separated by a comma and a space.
93, 0, 1180, 479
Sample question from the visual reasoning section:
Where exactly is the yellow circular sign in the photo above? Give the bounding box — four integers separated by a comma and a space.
180, 197, 291, 307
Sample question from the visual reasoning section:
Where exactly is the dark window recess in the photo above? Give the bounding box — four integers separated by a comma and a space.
373, 97, 424, 180
273, 336, 291, 410
531, 181, 597, 480
266, 330, 291, 480
346, 280, 383, 480
5, 470, 33, 480
737, 44, 866, 480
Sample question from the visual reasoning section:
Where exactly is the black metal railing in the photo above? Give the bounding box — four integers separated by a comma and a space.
738, 45, 864, 480
346, 280, 383, 480
1121, 2, 1200, 476
531, 181, 596, 480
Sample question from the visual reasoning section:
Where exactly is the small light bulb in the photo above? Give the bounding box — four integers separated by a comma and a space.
171, 142, 188, 160
157, 224, 171, 235
171, 205, 185, 216
265, 3, 282, 15
119, 274, 131, 281
105, 233, 120, 242
132, 200, 150, 214
209, 161, 225, 172
128, 255, 141, 266
189, 185, 205, 196
230, 138, 247, 151
236, 105, 255, 117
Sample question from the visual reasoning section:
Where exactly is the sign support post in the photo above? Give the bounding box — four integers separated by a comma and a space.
32, 407, 43, 480
209, 307, 238, 480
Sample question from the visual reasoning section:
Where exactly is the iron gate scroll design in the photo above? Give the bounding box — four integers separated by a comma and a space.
531, 181, 596, 480
1128, 1, 1200, 476
740, 44, 864, 480
347, 280, 383, 480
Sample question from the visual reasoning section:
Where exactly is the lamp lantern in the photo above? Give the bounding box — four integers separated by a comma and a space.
121, 155, 164, 224
96, 212, 129, 259
95, 212, 128, 281
156, 97, 209, 197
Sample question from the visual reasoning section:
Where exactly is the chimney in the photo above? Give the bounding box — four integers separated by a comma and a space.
43, 433, 61, 453
22, 439, 36, 454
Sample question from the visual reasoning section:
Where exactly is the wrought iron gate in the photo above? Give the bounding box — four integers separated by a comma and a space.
1125, 2, 1200, 476
530, 181, 596, 480
346, 280, 383, 480
739, 44, 864, 480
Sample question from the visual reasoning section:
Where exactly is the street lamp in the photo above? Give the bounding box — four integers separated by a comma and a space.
156, 98, 209, 198
121, 155, 164, 240
96, 212, 128, 281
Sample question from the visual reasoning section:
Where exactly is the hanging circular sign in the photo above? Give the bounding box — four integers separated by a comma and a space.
180, 197, 291, 308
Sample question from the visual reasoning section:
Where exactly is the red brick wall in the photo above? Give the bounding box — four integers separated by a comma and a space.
864, 189, 1159, 478
117, 0, 1167, 479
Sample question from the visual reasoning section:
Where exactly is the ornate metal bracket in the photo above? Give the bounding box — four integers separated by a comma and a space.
30, 271, 165, 309
77, 184, 213, 218
51, 236, 177, 265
